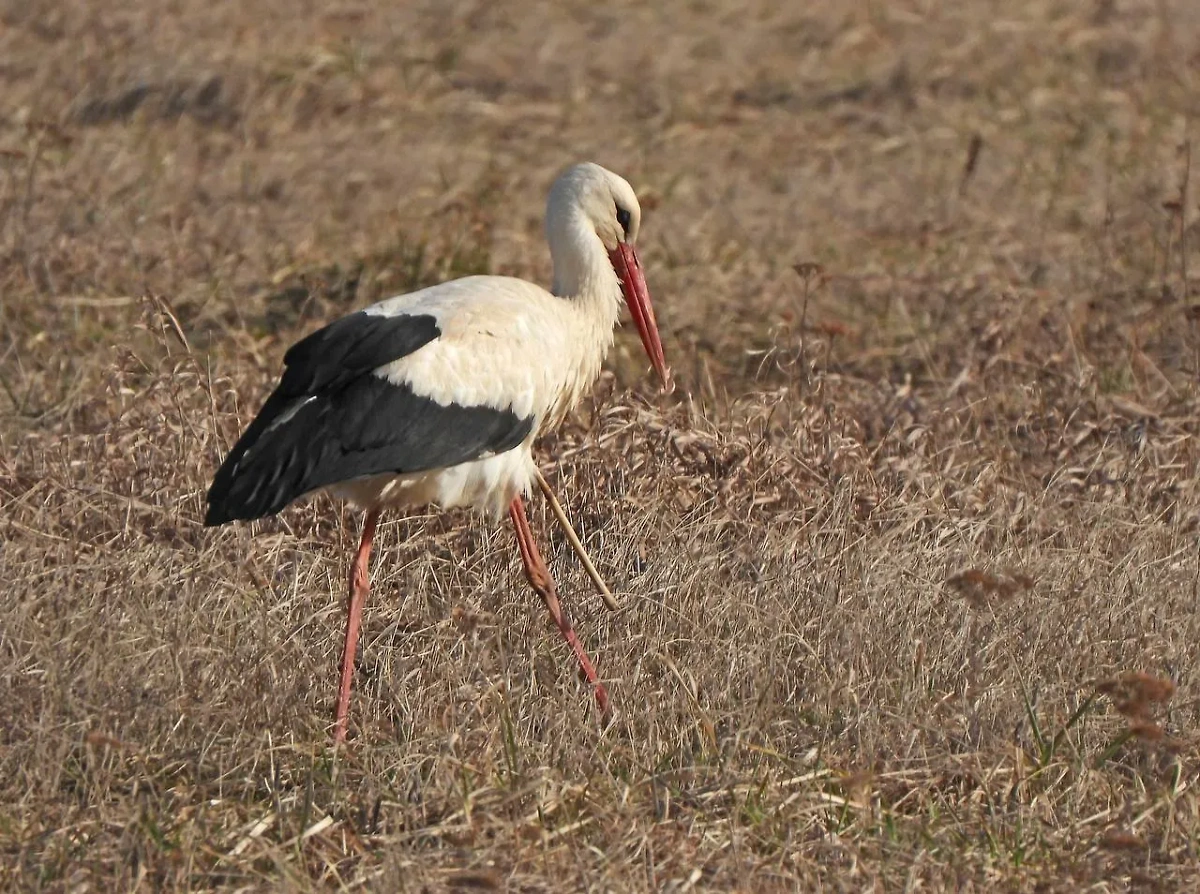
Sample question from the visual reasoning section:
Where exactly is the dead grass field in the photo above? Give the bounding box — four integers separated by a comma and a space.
5, 0, 1200, 889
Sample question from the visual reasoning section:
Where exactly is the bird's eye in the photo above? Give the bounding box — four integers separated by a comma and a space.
616, 206, 632, 236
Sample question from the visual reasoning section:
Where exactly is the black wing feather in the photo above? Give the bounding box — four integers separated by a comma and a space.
205, 312, 534, 525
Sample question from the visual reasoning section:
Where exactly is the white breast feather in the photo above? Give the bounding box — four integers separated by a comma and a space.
364, 276, 607, 424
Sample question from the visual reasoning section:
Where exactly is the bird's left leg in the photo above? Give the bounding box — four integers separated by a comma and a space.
508, 496, 611, 718
333, 508, 381, 744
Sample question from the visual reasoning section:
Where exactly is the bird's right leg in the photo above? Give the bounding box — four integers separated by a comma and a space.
509, 496, 611, 718
333, 507, 381, 744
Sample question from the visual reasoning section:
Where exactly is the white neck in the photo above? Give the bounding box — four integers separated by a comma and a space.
539, 205, 625, 427
546, 207, 622, 323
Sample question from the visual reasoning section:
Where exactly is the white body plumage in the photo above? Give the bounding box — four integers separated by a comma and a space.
330, 270, 623, 518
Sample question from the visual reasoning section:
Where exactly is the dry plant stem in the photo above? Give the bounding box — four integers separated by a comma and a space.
509, 496, 611, 719
534, 467, 621, 611
333, 508, 381, 744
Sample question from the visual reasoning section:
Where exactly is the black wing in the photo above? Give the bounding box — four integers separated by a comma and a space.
204, 311, 534, 525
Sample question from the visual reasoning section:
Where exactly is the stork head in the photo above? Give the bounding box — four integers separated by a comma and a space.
547, 162, 672, 393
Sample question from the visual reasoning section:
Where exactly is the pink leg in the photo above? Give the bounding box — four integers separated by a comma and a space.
509, 496, 611, 718
333, 508, 381, 744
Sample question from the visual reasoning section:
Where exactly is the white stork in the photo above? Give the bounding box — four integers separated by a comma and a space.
205, 162, 670, 743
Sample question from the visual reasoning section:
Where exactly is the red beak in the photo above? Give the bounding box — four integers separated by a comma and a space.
609, 242, 672, 393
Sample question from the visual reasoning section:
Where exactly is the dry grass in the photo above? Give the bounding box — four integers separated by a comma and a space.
5, 0, 1200, 889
